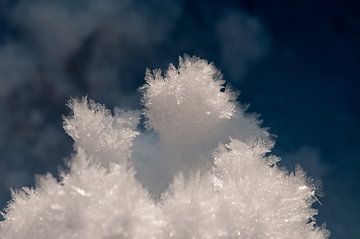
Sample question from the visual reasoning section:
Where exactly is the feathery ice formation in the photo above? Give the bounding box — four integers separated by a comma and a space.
0, 56, 329, 239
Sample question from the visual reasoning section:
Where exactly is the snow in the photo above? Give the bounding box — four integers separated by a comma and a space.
0, 56, 329, 239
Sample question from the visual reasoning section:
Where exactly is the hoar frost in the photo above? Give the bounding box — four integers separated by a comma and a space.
0, 56, 329, 238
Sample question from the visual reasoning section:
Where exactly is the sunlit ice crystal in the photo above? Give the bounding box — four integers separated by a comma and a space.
0, 56, 329, 239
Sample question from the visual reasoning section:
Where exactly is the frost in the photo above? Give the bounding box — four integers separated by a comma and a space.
0, 56, 329, 238
141, 56, 269, 148
63, 97, 139, 168
141, 56, 237, 145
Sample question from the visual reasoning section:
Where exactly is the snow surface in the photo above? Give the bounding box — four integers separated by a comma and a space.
0, 56, 329, 239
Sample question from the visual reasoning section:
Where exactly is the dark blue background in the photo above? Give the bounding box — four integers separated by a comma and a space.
0, 1, 359, 238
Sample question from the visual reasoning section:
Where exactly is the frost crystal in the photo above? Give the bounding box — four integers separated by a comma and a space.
142, 56, 236, 145
0, 56, 329, 239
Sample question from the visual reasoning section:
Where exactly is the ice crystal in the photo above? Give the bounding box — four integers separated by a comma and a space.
0, 56, 329, 239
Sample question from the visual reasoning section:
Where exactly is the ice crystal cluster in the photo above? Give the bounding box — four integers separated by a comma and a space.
0, 56, 329, 238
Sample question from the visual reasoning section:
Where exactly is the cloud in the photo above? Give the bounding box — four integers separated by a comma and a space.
0, 43, 36, 99
216, 11, 270, 81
